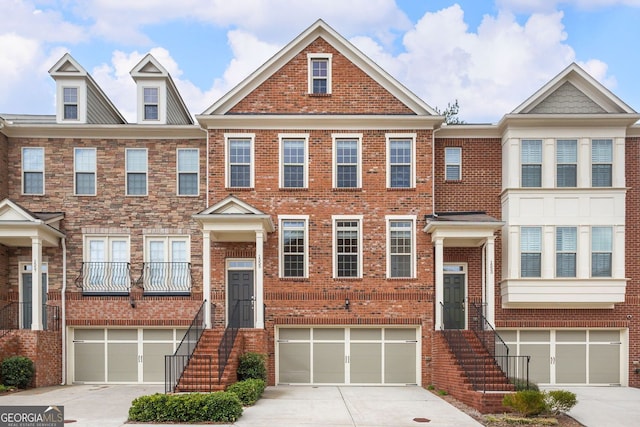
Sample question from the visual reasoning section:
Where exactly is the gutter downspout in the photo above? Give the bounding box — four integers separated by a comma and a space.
60, 237, 67, 385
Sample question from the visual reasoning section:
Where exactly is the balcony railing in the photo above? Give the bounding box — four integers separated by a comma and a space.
76, 262, 131, 295
137, 262, 192, 295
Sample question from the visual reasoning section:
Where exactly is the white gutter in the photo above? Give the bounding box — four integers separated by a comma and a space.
60, 237, 67, 385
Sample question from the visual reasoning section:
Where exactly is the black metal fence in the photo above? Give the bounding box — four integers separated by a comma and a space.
76, 262, 131, 294
218, 299, 241, 382
0, 302, 60, 338
164, 300, 207, 393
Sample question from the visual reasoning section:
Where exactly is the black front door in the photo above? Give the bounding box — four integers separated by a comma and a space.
443, 273, 465, 330
228, 270, 254, 328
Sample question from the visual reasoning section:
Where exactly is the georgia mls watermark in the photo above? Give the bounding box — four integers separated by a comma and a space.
0, 406, 64, 427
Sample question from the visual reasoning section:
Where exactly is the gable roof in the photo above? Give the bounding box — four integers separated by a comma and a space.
49, 53, 127, 124
130, 54, 194, 125
0, 199, 64, 247
201, 19, 438, 118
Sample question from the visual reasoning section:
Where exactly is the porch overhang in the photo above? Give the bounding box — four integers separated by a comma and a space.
424, 212, 503, 246
0, 199, 64, 247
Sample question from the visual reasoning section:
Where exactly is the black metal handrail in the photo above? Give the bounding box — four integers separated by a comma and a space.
136, 262, 192, 295
440, 301, 479, 386
218, 299, 241, 382
165, 300, 207, 393
0, 302, 60, 338
76, 262, 131, 294
470, 301, 531, 390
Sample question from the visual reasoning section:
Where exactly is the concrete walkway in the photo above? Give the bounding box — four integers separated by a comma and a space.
561, 386, 640, 427
0, 384, 481, 427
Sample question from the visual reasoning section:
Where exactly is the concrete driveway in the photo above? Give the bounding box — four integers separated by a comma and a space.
561, 387, 640, 427
0, 384, 481, 427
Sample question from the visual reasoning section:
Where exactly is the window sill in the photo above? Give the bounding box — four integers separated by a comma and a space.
279, 277, 310, 282
225, 187, 254, 191
334, 277, 363, 281
279, 188, 309, 192
444, 179, 463, 183
386, 187, 416, 191
386, 277, 416, 281
332, 188, 362, 192
308, 93, 331, 97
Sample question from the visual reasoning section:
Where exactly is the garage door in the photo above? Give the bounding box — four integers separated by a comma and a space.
277, 327, 419, 385
72, 328, 186, 384
500, 329, 623, 386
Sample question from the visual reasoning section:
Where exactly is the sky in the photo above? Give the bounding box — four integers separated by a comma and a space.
1, 0, 640, 124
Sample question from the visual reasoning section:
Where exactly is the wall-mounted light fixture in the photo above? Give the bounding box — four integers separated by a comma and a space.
345, 298, 350, 311
129, 296, 136, 309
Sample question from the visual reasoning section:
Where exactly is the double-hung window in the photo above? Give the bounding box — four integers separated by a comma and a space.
280, 217, 308, 278
334, 136, 361, 188
226, 135, 254, 188
334, 216, 362, 278
74, 148, 96, 195
177, 148, 199, 195
387, 135, 415, 188
280, 136, 308, 189
592, 139, 612, 187
591, 227, 612, 277
556, 139, 577, 187
521, 226, 541, 278
22, 147, 44, 195
308, 54, 331, 94
126, 148, 147, 196
444, 147, 462, 181
387, 217, 415, 278
143, 87, 159, 120
521, 139, 542, 187
556, 227, 577, 277
144, 236, 190, 294
63, 87, 79, 120
84, 235, 129, 294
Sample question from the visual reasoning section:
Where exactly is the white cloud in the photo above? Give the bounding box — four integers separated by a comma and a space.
497, 0, 640, 13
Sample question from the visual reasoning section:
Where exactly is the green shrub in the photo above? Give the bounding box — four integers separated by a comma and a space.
237, 352, 267, 381
128, 392, 242, 423
509, 377, 539, 391
227, 378, 266, 405
1, 356, 34, 389
502, 390, 547, 417
545, 390, 577, 414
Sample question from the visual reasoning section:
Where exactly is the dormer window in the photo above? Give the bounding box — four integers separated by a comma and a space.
308, 54, 332, 95
143, 87, 159, 120
63, 87, 79, 120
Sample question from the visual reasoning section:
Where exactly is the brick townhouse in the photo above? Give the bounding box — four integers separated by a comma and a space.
1, 20, 639, 412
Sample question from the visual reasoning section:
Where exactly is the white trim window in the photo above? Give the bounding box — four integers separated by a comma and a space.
387, 134, 416, 188
74, 148, 96, 196
83, 235, 130, 294
279, 216, 308, 278
556, 139, 577, 187
591, 226, 612, 277
520, 226, 541, 278
144, 236, 191, 294
226, 134, 255, 188
592, 139, 613, 187
280, 135, 308, 189
333, 134, 362, 189
387, 216, 416, 278
177, 148, 199, 196
126, 148, 148, 196
556, 226, 577, 277
521, 139, 542, 188
444, 146, 462, 181
22, 147, 44, 195
308, 53, 332, 94
143, 87, 159, 121
63, 87, 79, 120
333, 215, 363, 278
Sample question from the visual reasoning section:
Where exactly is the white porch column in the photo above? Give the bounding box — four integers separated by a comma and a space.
485, 236, 496, 327
31, 237, 43, 331
202, 231, 212, 329
255, 231, 265, 329
434, 237, 444, 330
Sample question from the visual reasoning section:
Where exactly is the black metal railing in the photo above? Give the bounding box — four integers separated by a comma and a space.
137, 262, 192, 295
165, 300, 207, 393
470, 301, 531, 390
440, 301, 479, 386
0, 302, 60, 338
76, 262, 131, 294
218, 300, 241, 383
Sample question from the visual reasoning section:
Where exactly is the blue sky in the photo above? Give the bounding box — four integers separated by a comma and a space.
1, 0, 639, 123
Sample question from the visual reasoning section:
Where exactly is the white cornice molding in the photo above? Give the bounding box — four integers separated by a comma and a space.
497, 113, 640, 130
2, 124, 205, 139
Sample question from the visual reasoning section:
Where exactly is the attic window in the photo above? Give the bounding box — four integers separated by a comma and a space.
308, 54, 332, 95
63, 87, 79, 120
143, 87, 159, 120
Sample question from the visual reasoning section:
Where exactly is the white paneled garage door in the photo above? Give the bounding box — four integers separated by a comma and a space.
71, 328, 186, 384
500, 329, 624, 386
276, 327, 420, 385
